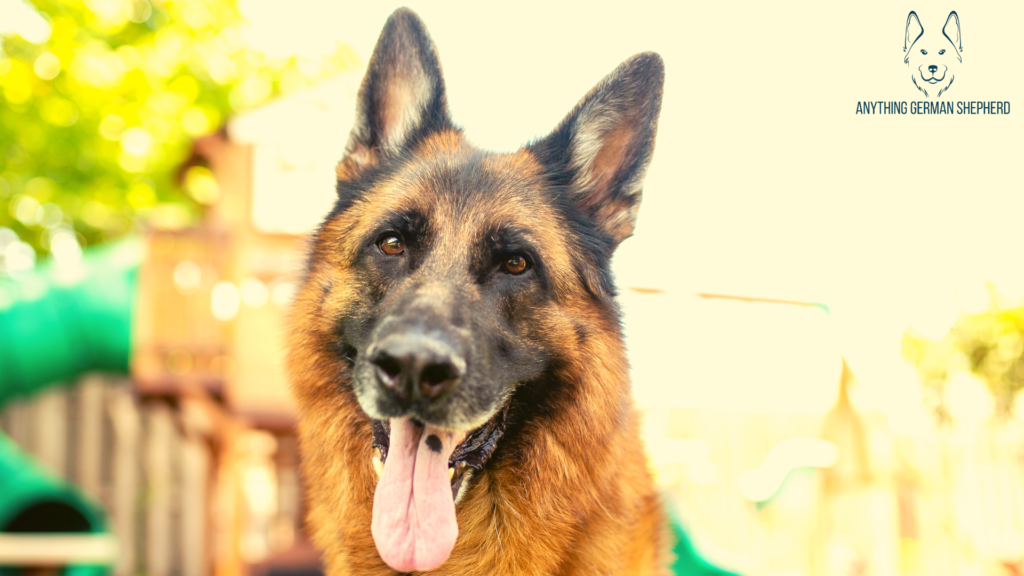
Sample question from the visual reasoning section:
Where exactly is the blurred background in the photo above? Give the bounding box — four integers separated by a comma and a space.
1, 1, 1023, 576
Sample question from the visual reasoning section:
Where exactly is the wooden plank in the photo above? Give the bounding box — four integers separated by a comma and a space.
108, 384, 141, 576
0, 533, 118, 564
144, 403, 174, 576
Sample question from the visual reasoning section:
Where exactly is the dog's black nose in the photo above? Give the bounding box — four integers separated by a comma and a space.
928, 65, 937, 73
370, 336, 463, 401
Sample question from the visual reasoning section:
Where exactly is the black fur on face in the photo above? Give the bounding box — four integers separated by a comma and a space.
339, 155, 557, 430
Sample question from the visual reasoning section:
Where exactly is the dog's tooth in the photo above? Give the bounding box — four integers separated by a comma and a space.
372, 448, 383, 477
448, 467, 455, 480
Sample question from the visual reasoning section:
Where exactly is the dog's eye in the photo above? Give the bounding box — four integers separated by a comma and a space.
939, 49, 946, 55
920, 49, 927, 55
378, 235, 404, 255
502, 254, 530, 275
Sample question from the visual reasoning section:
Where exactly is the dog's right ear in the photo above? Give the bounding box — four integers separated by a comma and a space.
904, 11, 924, 64
337, 8, 451, 181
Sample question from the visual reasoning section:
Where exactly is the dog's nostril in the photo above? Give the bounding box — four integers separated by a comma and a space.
419, 362, 460, 399
372, 352, 404, 391
377, 357, 402, 379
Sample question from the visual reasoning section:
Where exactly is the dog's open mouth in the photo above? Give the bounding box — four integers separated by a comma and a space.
370, 401, 509, 499
367, 402, 510, 571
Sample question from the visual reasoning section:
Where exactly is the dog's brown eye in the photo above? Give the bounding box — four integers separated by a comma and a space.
379, 235, 404, 255
502, 254, 529, 275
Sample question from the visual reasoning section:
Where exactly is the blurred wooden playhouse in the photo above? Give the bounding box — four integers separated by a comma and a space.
129, 72, 360, 576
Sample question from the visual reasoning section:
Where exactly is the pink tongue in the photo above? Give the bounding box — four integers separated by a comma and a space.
371, 418, 464, 572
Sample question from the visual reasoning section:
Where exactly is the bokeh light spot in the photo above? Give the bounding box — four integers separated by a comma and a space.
211, 280, 240, 321
33, 52, 60, 80
173, 260, 202, 292
184, 166, 220, 205
240, 277, 269, 307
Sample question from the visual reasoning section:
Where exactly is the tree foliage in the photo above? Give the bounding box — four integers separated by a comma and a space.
903, 288, 1024, 421
0, 0, 355, 273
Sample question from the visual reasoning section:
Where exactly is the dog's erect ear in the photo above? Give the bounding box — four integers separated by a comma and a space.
943, 11, 963, 62
338, 8, 450, 179
530, 53, 664, 248
904, 11, 924, 63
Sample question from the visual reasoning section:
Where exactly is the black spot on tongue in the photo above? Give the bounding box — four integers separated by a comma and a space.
425, 434, 442, 453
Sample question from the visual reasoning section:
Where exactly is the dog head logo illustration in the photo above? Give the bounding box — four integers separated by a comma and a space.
904, 10, 962, 98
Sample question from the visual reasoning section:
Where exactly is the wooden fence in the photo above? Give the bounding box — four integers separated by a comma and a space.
0, 374, 309, 576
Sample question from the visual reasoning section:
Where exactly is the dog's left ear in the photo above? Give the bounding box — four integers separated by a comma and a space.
530, 53, 664, 248
943, 11, 963, 62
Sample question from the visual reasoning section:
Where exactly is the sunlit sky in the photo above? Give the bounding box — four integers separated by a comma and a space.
234, 0, 1024, 418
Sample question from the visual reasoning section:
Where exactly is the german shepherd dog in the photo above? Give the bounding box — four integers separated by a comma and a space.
287, 8, 668, 574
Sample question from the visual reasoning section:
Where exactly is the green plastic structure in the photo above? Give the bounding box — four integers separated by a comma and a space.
668, 505, 741, 575
0, 434, 111, 576
0, 238, 140, 406
0, 237, 140, 575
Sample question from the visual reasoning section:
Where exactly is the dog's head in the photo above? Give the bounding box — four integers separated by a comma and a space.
294, 8, 662, 571
904, 10, 962, 98
328, 8, 663, 433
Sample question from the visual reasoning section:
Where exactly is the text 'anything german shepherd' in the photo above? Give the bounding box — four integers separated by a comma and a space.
287, 8, 667, 574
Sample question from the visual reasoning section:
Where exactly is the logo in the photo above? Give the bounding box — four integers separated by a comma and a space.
855, 9, 1009, 115
904, 10, 962, 98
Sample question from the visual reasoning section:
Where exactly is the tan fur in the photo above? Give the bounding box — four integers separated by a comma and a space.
287, 131, 672, 574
